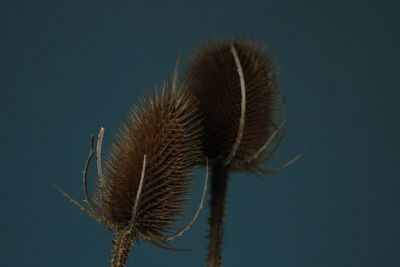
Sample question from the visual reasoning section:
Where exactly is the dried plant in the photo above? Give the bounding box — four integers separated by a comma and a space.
54, 38, 302, 267
55, 81, 209, 267
185, 38, 302, 267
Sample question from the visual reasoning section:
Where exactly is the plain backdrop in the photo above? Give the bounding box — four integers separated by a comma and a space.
1, 1, 399, 266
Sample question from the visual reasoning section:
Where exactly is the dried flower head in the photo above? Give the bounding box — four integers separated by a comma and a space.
99, 87, 203, 235
184, 38, 302, 267
185, 38, 283, 173
55, 82, 208, 267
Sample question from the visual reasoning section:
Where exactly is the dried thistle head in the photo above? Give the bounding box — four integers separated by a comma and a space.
185, 38, 282, 172
101, 87, 203, 231
55, 82, 208, 267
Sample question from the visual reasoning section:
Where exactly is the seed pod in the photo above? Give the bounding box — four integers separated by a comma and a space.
185, 38, 282, 173
55, 82, 208, 267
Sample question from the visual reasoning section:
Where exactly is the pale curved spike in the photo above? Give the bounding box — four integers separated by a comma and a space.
258, 125, 284, 164
256, 151, 306, 175
82, 134, 96, 209
225, 43, 246, 166
172, 55, 180, 92
149, 240, 196, 252
129, 154, 147, 227
96, 127, 105, 185
248, 116, 287, 162
155, 159, 209, 241
162, 80, 167, 100
53, 183, 100, 220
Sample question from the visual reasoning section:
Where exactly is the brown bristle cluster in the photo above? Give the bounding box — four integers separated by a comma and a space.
185, 38, 281, 171
55, 81, 207, 267
96, 87, 203, 238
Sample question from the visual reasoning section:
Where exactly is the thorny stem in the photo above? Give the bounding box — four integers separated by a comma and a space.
111, 230, 135, 267
207, 42, 246, 267
207, 161, 229, 267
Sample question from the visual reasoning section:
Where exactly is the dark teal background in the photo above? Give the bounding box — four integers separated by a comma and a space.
1, 1, 399, 266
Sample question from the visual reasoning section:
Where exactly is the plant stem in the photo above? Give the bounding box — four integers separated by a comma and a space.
111, 230, 135, 267
207, 161, 229, 267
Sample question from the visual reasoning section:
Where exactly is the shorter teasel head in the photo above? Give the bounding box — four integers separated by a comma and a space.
102, 86, 207, 266
97, 87, 203, 236
185, 38, 283, 172
56, 82, 208, 267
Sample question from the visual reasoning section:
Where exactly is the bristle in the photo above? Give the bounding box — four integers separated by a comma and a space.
185, 38, 281, 171
96, 85, 203, 238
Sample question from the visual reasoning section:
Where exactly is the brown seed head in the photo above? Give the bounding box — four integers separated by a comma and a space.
94, 85, 203, 239
185, 38, 282, 172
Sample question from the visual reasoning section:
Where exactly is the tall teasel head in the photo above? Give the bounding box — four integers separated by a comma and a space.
55, 81, 208, 267
184, 38, 300, 267
185, 38, 285, 172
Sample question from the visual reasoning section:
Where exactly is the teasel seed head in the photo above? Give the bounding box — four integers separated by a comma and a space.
185, 38, 283, 172
55, 80, 209, 267
183, 38, 303, 267
98, 87, 202, 233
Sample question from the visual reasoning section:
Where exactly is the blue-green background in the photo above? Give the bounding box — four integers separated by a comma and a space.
1, 1, 399, 266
